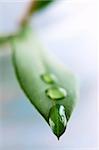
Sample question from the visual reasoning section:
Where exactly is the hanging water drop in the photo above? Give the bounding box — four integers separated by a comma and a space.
46, 86, 67, 100
41, 73, 56, 84
49, 104, 67, 139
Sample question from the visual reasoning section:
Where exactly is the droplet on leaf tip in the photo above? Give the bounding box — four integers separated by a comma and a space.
48, 104, 67, 139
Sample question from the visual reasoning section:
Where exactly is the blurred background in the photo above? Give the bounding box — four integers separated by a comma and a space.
0, 0, 98, 150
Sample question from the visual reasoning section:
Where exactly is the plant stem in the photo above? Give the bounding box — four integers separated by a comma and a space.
0, 0, 53, 47
20, 0, 36, 27
0, 0, 36, 47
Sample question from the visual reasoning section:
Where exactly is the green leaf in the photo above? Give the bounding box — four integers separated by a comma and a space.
0, 36, 12, 45
29, 0, 54, 14
11, 27, 78, 139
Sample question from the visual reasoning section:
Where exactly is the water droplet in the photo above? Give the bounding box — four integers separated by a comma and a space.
59, 105, 67, 126
49, 118, 55, 130
49, 104, 67, 139
41, 73, 56, 84
46, 86, 67, 100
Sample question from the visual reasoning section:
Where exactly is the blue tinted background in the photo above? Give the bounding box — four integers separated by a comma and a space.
0, 0, 98, 149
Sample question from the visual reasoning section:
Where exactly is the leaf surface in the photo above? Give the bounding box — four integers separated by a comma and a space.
11, 27, 78, 139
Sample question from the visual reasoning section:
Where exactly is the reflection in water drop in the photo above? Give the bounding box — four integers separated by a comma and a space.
46, 86, 67, 100
59, 105, 67, 127
49, 118, 55, 130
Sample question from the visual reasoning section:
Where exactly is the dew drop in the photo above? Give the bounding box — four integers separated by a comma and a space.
41, 73, 56, 84
59, 105, 67, 127
49, 118, 55, 130
49, 104, 67, 139
46, 86, 67, 100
